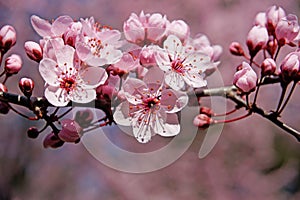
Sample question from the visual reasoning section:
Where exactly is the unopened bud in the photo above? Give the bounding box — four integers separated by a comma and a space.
75, 109, 94, 128
27, 127, 39, 139
5, 54, 22, 74
246, 26, 268, 58
0, 25, 17, 53
19, 77, 34, 97
233, 62, 258, 93
266, 36, 278, 57
43, 132, 64, 148
58, 119, 82, 143
261, 58, 276, 76
200, 107, 214, 117
24, 41, 43, 62
193, 114, 214, 129
229, 42, 244, 56
280, 52, 300, 82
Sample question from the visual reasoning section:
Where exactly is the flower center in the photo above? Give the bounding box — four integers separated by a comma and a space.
171, 59, 185, 74
60, 77, 76, 93
86, 37, 103, 57
144, 97, 160, 110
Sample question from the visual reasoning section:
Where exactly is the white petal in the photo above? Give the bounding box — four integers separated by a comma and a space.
45, 86, 69, 107
123, 78, 147, 105
31, 15, 52, 37
113, 101, 131, 126
165, 71, 185, 90
56, 45, 75, 67
156, 113, 180, 137
163, 35, 183, 57
182, 71, 207, 88
161, 89, 188, 113
39, 58, 60, 86
52, 15, 74, 36
70, 88, 96, 104
132, 112, 152, 143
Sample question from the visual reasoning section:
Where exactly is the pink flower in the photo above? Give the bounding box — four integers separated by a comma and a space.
109, 52, 140, 76
254, 12, 267, 27
0, 25, 17, 52
43, 132, 64, 148
58, 119, 82, 143
246, 25, 268, 57
266, 5, 286, 34
139, 45, 157, 67
275, 14, 300, 46
114, 67, 188, 143
31, 15, 74, 38
233, 62, 258, 93
24, 41, 43, 62
39, 45, 108, 106
261, 58, 276, 76
76, 17, 122, 66
166, 20, 190, 44
5, 54, 22, 74
123, 11, 168, 45
280, 52, 300, 82
63, 21, 82, 47
156, 35, 213, 90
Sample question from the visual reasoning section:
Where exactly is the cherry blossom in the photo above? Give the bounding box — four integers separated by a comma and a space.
155, 35, 213, 90
75, 17, 122, 67
233, 62, 258, 93
114, 67, 188, 143
39, 44, 108, 106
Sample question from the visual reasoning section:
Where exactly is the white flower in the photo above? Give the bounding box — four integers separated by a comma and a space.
155, 35, 213, 90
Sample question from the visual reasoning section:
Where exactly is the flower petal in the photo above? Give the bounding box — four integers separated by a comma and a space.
113, 101, 131, 126
31, 15, 53, 37
132, 112, 152, 143
45, 86, 69, 107
70, 88, 96, 104
163, 35, 183, 59
55, 45, 75, 67
39, 58, 60, 86
156, 112, 180, 137
165, 71, 185, 90
123, 78, 147, 105
52, 15, 74, 36
161, 89, 188, 113
79, 67, 108, 88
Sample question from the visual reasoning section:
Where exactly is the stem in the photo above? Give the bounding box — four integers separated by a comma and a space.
253, 77, 262, 105
278, 81, 297, 115
213, 107, 238, 117
215, 112, 251, 124
275, 84, 287, 113
57, 107, 73, 119
0, 71, 5, 78
274, 45, 281, 61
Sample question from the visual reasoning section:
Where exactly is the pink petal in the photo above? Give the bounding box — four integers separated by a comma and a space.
55, 45, 75, 67
156, 113, 180, 137
163, 35, 183, 57
39, 58, 60, 86
143, 67, 164, 92
100, 45, 122, 65
113, 101, 131, 126
51, 15, 74, 36
123, 78, 147, 105
182, 72, 207, 88
132, 113, 152, 143
31, 15, 53, 37
165, 71, 185, 90
80, 67, 108, 88
161, 89, 188, 113
75, 41, 91, 61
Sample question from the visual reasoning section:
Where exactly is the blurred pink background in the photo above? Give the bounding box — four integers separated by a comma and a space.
0, 0, 300, 199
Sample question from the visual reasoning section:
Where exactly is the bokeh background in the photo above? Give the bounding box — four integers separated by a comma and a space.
0, 0, 300, 199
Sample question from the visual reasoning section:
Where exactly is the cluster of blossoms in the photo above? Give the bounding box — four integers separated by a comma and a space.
0, 5, 298, 149
196, 5, 300, 129
17, 11, 220, 146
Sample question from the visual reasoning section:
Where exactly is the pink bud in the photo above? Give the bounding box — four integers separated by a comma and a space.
229, 42, 244, 56
261, 58, 276, 76
64, 21, 82, 47
254, 12, 267, 27
280, 52, 300, 82
0, 25, 17, 52
167, 20, 190, 44
24, 41, 43, 62
246, 26, 268, 57
266, 36, 278, 57
43, 132, 64, 148
0, 83, 8, 92
5, 54, 22, 74
200, 107, 214, 117
233, 62, 258, 93
139, 46, 157, 67
266, 5, 286, 34
19, 77, 34, 97
145, 13, 168, 42
275, 14, 300, 46
193, 114, 214, 129
58, 119, 82, 143
75, 109, 94, 128
123, 13, 145, 44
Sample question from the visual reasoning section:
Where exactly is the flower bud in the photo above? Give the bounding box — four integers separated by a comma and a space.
27, 127, 39, 139
266, 36, 278, 57
5, 54, 22, 74
246, 26, 268, 58
193, 114, 214, 129
43, 132, 64, 148
166, 20, 190, 44
19, 77, 34, 97
123, 13, 145, 44
139, 46, 157, 67
229, 42, 244, 56
75, 109, 94, 128
261, 58, 276, 76
200, 107, 214, 117
254, 12, 267, 27
275, 14, 300, 46
280, 52, 300, 82
233, 62, 258, 93
58, 119, 82, 143
266, 5, 286, 35
0, 25, 17, 52
24, 41, 43, 62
